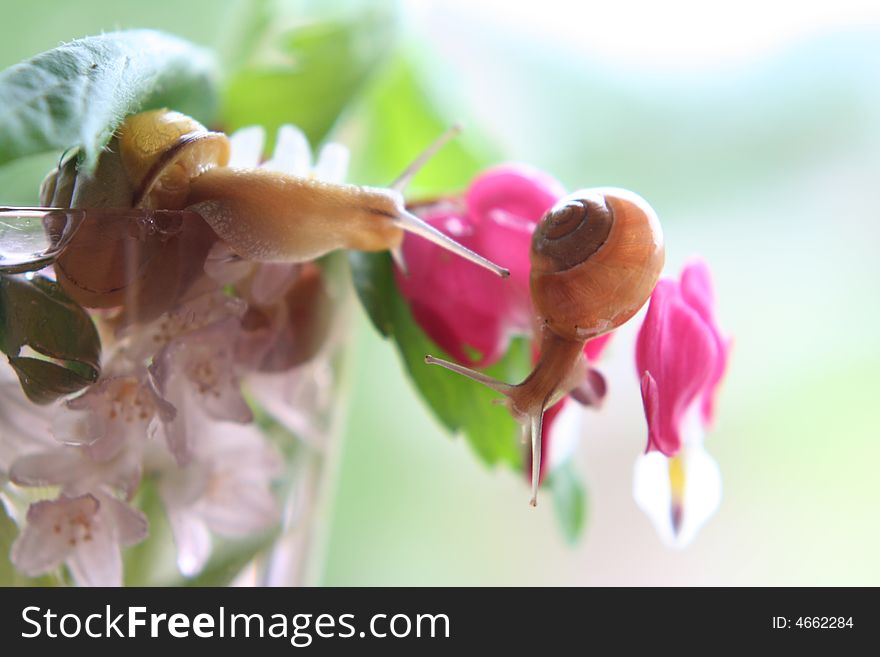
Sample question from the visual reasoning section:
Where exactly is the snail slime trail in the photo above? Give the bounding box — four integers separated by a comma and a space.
426, 188, 665, 506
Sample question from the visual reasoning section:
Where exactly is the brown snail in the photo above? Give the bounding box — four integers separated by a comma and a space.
25, 109, 508, 321
184, 123, 507, 275
425, 188, 665, 505
36, 110, 227, 322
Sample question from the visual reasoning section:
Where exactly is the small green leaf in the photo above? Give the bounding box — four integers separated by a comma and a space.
0, 502, 20, 585
348, 251, 394, 337
346, 56, 500, 191
0, 274, 100, 404
0, 30, 219, 171
222, 11, 395, 146
547, 460, 588, 544
351, 251, 527, 467
8, 357, 96, 405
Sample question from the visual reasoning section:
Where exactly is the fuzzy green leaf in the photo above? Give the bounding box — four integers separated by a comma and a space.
0, 30, 219, 171
222, 11, 395, 147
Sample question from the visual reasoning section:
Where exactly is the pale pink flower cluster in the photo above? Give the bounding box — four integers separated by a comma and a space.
0, 125, 347, 585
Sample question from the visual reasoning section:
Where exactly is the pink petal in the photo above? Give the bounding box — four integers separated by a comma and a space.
570, 367, 608, 408
10, 494, 98, 577
166, 506, 212, 577
584, 332, 613, 362
397, 164, 565, 368
635, 280, 719, 455
100, 494, 149, 547
680, 259, 731, 425
464, 164, 566, 229
397, 211, 516, 366
0, 377, 55, 470
246, 262, 299, 307
66, 519, 122, 587
150, 318, 253, 463
11, 450, 86, 488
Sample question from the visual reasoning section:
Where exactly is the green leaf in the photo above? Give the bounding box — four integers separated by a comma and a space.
0, 502, 21, 585
348, 251, 394, 337
0, 29, 219, 171
349, 57, 495, 191
351, 251, 527, 467
222, 10, 396, 146
547, 460, 588, 544
345, 54, 515, 465
0, 274, 100, 404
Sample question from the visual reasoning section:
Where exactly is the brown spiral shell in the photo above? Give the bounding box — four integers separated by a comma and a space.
529, 188, 665, 342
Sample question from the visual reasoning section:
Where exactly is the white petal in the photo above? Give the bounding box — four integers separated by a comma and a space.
226, 126, 266, 168
633, 444, 722, 548
10, 495, 98, 577
633, 451, 676, 546
100, 494, 149, 547
677, 443, 722, 546
10, 449, 83, 487
262, 125, 310, 176
248, 262, 298, 306
67, 522, 122, 587
167, 507, 212, 577
0, 377, 56, 470
314, 142, 350, 183
200, 481, 280, 536
547, 400, 583, 471
203, 242, 255, 286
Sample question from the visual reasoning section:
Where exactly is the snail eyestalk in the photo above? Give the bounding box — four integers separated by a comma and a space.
395, 210, 510, 278
390, 124, 463, 193
424, 351, 557, 508
424, 354, 514, 394
529, 410, 545, 507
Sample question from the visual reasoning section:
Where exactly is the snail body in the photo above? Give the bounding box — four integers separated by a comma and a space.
112, 109, 505, 275
186, 167, 409, 261
37, 109, 508, 317
426, 188, 665, 505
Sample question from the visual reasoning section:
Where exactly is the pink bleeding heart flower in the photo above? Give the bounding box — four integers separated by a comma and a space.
635, 259, 730, 456
396, 164, 565, 367
633, 258, 730, 547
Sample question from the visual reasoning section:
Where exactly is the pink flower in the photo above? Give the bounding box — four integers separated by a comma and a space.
0, 364, 56, 475
150, 420, 283, 577
633, 259, 730, 547
635, 259, 730, 455
51, 376, 169, 465
149, 317, 253, 464
396, 164, 564, 367
10, 492, 147, 586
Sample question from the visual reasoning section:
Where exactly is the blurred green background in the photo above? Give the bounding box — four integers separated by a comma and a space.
1, 0, 878, 585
